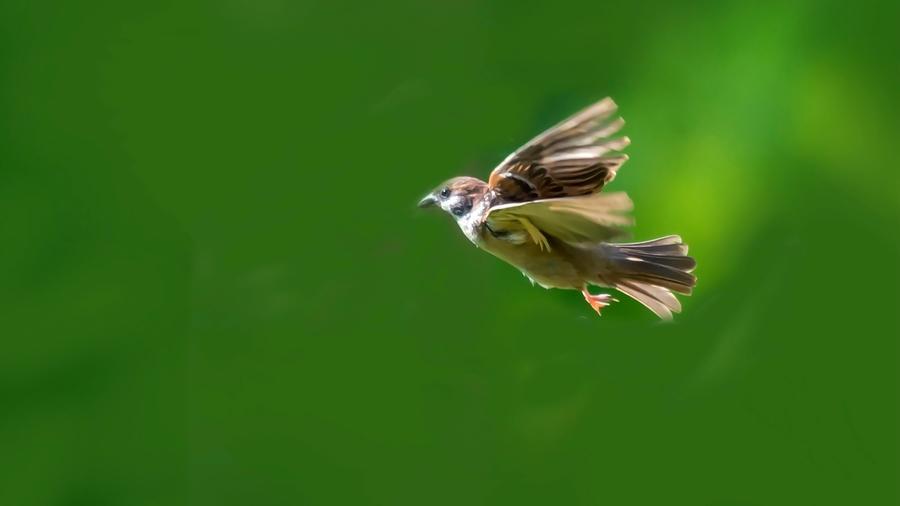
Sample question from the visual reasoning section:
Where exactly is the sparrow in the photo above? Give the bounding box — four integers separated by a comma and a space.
418, 98, 696, 319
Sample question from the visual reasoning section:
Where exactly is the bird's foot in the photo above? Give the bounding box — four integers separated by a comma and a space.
581, 288, 618, 316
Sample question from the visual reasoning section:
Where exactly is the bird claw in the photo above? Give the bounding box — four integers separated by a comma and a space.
581, 289, 617, 316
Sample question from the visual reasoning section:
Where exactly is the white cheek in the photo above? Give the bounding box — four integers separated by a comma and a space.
442, 196, 467, 219
455, 202, 484, 245
443, 196, 463, 211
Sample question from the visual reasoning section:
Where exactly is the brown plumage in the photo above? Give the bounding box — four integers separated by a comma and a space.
418, 98, 696, 319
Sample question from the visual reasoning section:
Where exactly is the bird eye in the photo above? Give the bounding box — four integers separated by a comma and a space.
439, 188, 451, 199
451, 206, 466, 217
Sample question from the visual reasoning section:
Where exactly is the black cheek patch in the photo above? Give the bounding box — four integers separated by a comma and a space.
452, 198, 472, 217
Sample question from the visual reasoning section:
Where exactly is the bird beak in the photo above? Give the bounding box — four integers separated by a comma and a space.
418, 194, 437, 208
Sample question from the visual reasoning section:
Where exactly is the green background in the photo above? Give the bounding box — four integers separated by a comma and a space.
2, 0, 897, 504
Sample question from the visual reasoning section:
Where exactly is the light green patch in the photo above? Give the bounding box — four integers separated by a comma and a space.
789, 61, 896, 200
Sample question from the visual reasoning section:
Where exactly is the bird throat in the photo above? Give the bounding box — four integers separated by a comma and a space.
456, 197, 490, 245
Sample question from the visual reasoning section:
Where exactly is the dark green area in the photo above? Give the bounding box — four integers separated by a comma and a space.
1, 0, 897, 504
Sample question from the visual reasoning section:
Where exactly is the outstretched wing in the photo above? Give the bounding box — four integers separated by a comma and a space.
485, 192, 634, 250
487, 98, 630, 202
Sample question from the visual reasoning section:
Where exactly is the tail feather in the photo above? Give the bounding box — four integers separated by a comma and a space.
615, 235, 689, 256
620, 253, 697, 271
605, 235, 697, 320
615, 281, 680, 320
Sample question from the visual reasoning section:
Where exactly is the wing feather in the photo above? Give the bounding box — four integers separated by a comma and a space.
487, 98, 630, 202
486, 192, 634, 248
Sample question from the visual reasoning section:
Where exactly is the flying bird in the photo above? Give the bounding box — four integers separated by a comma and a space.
418, 98, 696, 319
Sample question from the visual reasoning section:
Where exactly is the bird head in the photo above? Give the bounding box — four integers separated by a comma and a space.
418, 176, 488, 221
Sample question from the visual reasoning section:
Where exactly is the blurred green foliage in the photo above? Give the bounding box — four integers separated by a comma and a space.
1, 0, 897, 504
